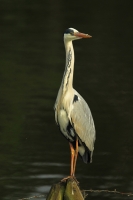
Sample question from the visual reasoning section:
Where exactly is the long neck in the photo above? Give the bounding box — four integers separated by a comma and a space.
62, 40, 74, 93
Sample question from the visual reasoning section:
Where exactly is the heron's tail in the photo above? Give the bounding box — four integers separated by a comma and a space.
81, 149, 92, 163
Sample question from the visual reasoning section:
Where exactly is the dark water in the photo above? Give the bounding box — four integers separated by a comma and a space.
1, 1, 133, 199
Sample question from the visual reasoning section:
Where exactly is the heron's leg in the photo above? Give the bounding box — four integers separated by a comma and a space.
73, 137, 78, 176
69, 142, 75, 176
61, 142, 79, 183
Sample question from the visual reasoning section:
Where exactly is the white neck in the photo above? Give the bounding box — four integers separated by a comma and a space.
62, 40, 74, 93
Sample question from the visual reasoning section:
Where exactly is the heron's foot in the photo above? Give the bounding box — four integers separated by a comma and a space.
61, 175, 79, 184
61, 176, 72, 182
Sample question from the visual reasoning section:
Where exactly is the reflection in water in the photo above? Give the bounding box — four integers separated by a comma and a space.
0, 0, 133, 200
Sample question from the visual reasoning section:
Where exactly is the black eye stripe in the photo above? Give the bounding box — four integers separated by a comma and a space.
64, 28, 74, 35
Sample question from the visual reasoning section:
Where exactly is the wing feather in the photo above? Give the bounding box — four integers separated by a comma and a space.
69, 90, 96, 151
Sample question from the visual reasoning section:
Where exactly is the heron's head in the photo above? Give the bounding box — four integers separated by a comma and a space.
64, 28, 92, 41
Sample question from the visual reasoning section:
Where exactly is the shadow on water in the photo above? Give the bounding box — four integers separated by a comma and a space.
1, 0, 133, 199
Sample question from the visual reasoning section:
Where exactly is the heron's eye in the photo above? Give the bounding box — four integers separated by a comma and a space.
70, 31, 74, 35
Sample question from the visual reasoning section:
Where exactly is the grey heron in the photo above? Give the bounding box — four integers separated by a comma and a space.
54, 28, 96, 178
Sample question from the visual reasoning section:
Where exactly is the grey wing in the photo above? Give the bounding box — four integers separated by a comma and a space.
69, 90, 96, 152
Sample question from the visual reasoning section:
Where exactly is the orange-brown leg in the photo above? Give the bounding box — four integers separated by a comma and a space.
61, 141, 79, 183
69, 142, 75, 176
61, 142, 75, 182
73, 137, 78, 176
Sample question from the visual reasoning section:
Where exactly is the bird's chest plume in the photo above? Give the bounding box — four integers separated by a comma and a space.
57, 109, 75, 141
58, 109, 69, 132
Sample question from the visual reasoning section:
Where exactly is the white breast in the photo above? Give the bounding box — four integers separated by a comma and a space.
58, 109, 68, 126
58, 109, 69, 136
58, 109, 75, 142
